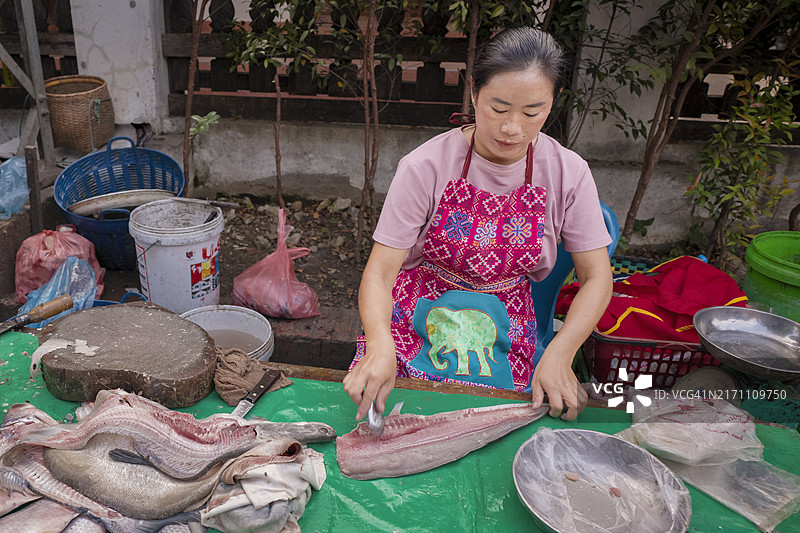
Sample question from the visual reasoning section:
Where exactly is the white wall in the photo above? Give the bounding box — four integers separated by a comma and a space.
69, 0, 170, 129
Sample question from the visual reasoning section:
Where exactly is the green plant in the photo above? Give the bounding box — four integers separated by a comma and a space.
618, 0, 798, 242
189, 111, 220, 138
685, 64, 799, 266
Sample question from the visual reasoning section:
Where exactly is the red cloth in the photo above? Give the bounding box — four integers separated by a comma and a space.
556, 256, 748, 343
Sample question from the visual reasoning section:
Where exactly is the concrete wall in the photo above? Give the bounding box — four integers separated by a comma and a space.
1, 0, 798, 250
70, 0, 170, 129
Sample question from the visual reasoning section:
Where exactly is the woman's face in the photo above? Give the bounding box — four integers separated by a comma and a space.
471, 68, 555, 165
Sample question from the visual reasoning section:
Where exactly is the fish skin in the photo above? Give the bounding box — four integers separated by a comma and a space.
249, 418, 337, 444
0, 498, 79, 532
43, 433, 225, 520
62, 515, 107, 533
0, 404, 56, 518
336, 402, 549, 480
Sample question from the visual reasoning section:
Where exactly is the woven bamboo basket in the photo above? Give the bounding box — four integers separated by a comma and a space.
45, 75, 115, 154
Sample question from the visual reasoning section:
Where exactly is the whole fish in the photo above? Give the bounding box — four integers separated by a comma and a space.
0, 444, 198, 533
336, 402, 549, 480
0, 498, 79, 532
44, 434, 303, 521
43, 433, 226, 520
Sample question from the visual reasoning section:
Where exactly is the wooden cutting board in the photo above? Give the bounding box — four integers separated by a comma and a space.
38, 301, 216, 407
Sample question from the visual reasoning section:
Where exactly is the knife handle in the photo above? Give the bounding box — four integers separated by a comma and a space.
25, 294, 74, 323
244, 370, 281, 404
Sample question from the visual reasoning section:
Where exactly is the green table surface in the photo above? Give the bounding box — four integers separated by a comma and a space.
2, 331, 799, 532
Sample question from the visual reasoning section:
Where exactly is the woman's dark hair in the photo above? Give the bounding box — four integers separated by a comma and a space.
472, 27, 565, 101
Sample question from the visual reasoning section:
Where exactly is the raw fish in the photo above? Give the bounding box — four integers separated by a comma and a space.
336, 402, 548, 480
0, 444, 198, 533
0, 498, 79, 531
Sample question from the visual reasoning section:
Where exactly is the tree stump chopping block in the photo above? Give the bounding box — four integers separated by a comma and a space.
38, 302, 217, 408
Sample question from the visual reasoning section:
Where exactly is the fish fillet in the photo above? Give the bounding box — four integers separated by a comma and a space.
0, 498, 79, 532
336, 402, 548, 480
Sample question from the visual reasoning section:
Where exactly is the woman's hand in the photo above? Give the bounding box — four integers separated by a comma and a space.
531, 247, 612, 421
343, 334, 398, 420
344, 243, 408, 420
530, 348, 587, 420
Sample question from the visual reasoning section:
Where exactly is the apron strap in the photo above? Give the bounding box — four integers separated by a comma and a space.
459, 131, 476, 181
460, 130, 535, 185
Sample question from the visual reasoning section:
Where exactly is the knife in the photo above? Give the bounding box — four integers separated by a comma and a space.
367, 403, 385, 436
231, 369, 281, 418
0, 294, 74, 336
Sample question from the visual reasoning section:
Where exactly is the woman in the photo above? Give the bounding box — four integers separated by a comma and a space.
343, 27, 612, 423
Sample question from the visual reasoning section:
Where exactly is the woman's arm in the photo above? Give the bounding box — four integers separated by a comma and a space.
342, 242, 408, 420
530, 247, 612, 420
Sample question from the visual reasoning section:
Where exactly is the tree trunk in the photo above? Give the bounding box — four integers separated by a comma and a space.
183, 0, 210, 187
621, 1, 717, 241
273, 70, 284, 209
356, 1, 379, 263
460, 0, 480, 114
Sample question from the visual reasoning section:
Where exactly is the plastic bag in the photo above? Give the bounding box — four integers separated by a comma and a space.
17, 256, 99, 327
620, 394, 800, 531
233, 209, 320, 319
662, 458, 800, 532
630, 392, 764, 465
14, 225, 105, 304
0, 157, 29, 220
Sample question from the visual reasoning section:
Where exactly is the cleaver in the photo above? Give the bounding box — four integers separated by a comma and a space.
231, 369, 281, 418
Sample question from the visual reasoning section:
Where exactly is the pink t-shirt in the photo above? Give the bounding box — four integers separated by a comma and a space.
374, 127, 611, 281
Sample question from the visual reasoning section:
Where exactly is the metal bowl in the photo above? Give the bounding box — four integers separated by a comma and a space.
512, 428, 691, 533
693, 306, 800, 382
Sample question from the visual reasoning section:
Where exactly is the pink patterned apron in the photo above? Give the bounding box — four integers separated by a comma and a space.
352, 134, 547, 391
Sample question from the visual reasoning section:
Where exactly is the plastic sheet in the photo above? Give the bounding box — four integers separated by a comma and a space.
0, 157, 29, 220
513, 427, 691, 533
630, 392, 764, 465
17, 256, 99, 327
627, 393, 800, 532
2, 341, 800, 533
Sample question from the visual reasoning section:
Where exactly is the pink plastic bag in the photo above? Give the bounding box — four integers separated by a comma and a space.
233, 209, 320, 319
14, 224, 105, 304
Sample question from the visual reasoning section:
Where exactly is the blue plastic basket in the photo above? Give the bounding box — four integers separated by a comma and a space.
54, 137, 185, 270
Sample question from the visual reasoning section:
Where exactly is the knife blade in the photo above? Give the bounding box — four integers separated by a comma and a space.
0, 294, 74, 336
231, 369, 281, 418
367, 403, 385, 436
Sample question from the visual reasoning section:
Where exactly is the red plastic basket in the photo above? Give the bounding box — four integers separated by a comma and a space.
582, 330, 722, 389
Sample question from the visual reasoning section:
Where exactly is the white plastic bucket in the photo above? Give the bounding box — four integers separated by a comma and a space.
129, 199, 224, 314
180, 305, 275, 361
